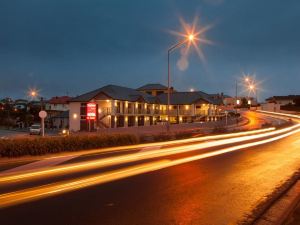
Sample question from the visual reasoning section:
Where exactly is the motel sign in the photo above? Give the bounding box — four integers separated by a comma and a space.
87, 103, 96, 120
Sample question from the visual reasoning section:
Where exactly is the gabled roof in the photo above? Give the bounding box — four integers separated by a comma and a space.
137, 83, 168, 91
157, 91, 219, 105
49, 96, 71, 104
70, 85, 157, 103
266, 95, 300, 101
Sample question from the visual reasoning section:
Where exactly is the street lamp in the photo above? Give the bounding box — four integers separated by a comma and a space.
28, 88, 46, 136
167, 34, 196, 129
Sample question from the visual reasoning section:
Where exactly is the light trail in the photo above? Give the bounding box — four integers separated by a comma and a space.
0, 126, 297, 184
42, 127, 276, 161
257, 110, 300, 120
1, 126, 300, 209
0, 128, 276, 183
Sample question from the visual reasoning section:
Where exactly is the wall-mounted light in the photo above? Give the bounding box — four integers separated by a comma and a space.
73, 113, 78, 119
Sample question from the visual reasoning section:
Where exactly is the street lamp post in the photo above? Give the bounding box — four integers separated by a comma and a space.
167, 35, 194, 131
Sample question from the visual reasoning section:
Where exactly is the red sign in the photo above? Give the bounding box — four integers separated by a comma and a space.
87, 103, 96, 120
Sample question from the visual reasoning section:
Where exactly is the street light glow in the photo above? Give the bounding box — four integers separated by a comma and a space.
188, 34, 194, 41
28, 88, 40, 100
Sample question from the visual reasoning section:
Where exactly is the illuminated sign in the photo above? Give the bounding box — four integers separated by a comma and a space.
87, 103, 96, 120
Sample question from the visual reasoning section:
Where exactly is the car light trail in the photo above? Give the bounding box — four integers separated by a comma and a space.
0, 128, 280, 183
257, 110, 300, 120
42, 127, 276, 161
1, 126, 299, 184
1, 126, 299, 209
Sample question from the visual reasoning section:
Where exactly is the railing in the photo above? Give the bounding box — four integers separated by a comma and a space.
100, 107, 111, 115
178, 110, 192, 116
195, 110, 207, 116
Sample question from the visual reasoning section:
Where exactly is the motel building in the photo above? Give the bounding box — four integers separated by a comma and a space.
69, 84, 222, 131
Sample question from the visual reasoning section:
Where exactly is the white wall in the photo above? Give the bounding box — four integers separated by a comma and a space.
69, 102, 81, 131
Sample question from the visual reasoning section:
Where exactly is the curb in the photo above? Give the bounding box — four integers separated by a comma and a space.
254, 180, 300, 225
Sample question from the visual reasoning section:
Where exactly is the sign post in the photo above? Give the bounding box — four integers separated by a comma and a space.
225, 111, 228, 126
39, 110, 47, 137
87, 103, 96, 132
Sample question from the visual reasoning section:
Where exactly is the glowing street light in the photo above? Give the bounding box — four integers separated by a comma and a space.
28, 88, 39, 100
188, 34, 194, 41
167, 33, 198, 129
166, 17, 212, 130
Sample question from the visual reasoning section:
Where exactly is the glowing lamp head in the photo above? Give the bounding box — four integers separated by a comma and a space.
249, 85, 254, 90
31, 91, 37, 97
188, 34, 194, 41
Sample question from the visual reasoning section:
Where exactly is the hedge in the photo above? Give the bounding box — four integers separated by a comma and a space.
0, 134, 139, 157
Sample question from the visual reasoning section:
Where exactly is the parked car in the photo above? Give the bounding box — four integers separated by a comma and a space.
29, 124, 41, 135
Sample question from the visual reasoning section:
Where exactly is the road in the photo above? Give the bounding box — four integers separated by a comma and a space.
0, 111, 299, 225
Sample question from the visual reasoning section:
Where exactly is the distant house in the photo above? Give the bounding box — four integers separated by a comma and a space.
223, 96, 257, 108
265, 95, 300, 105
45, 96, 71, 129
51, 111, 69, 129
45, 96, 71, 112
14, 99, 28, 110
262, 95, 300, 112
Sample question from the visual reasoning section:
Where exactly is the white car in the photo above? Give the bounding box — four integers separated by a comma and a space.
29, 124, 41, 135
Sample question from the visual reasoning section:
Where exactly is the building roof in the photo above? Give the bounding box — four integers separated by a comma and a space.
136, 83, 168, 91
266, 95, 300, 102
70, 84, 221, 105
70, 85, 158, 103
48, 96, 72, 104
157, 91, 219, 105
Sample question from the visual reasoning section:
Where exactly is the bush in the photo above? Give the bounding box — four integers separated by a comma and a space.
211, 125, 228, 134
152, 133, 173, 142
0, 134, 139, 157
174, 131, 194, 140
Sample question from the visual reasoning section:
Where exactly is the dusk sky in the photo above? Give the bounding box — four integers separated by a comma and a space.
0, 0, 300, 100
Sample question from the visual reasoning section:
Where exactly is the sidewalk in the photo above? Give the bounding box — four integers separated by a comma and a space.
284, 197, 300, 225
254, 179, 300, 225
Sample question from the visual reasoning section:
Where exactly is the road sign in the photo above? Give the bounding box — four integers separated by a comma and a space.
39, 110, 47, 119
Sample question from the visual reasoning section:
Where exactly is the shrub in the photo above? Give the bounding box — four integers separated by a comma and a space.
0, 134, 139, 157
152, 133, 173, 142
211, 125, 228, 134
174, 131, 194, 140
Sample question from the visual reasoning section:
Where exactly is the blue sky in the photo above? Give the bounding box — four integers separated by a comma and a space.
0, 0, 300, 100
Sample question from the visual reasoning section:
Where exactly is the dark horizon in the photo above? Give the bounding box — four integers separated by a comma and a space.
1, 0, 300, 101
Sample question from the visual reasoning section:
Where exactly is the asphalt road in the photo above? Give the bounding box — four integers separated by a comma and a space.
0, 115, 299, 224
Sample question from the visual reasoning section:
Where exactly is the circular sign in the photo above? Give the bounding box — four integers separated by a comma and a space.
39, 110, 47, 119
